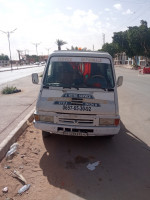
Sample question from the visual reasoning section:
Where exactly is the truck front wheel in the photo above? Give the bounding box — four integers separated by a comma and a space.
42, 131, 51, 138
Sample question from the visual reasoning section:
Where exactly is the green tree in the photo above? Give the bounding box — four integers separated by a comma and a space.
113, 31, 134, 58
140, 20, 147, 27
127, 20, 150, 64
138, 20, 150, 58
66, 46, 89, 51
113, 20, 150, 65
100, 42, 119, 58
66, 46, 79, 50
0, 54, 9, 60
127, 26, 144, 56
56, 39, 67, 50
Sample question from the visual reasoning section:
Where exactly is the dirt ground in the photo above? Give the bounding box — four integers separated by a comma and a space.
0, 124, 45, 200
0, 123, 77, 200
1, 121, 150, 200
0, 124, 96, 200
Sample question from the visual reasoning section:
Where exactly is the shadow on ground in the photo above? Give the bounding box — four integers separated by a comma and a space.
40, 121, 150, 200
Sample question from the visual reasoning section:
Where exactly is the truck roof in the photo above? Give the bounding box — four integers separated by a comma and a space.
49, 50, 112, 59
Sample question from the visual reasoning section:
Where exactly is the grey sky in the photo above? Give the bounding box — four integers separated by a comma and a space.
0, 0, 150, 59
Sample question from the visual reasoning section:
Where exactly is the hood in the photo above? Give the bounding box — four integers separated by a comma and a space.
36, 88, 116, 115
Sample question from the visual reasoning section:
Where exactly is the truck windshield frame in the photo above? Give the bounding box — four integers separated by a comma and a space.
43, 56, 115, 90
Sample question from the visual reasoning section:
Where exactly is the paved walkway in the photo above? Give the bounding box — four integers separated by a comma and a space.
0, 74, 41, 151
115, 64, 132, 69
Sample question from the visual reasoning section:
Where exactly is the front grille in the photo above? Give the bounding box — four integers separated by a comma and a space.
58, 118, 94, 125
71, 98, 83, 105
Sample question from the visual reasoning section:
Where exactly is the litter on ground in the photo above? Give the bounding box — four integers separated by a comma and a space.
12, 170, 27, 185
18, 184, 31, 195
86, 161, 100, 171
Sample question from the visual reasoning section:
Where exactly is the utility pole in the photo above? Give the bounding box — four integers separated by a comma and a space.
24, 49, 30, 64
93, 45, 94, 51
24, 49, 27, 55
16, 49, 23, 65
0, 28, 17, 70
102, 33, 105, 46
46, 48, 51, 55
32, 43, 40, 56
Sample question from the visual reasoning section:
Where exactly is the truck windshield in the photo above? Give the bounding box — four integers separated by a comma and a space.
43, 60, 115, 89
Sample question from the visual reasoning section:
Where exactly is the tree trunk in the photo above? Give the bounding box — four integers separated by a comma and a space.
132, 56, 136, 65
58, 45, 61, 50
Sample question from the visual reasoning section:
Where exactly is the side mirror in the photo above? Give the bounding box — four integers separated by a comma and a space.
117, 76, 123, 87
32, 73, 39, 84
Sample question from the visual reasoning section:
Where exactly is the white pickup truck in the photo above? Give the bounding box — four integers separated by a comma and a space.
32, 50, 123, 137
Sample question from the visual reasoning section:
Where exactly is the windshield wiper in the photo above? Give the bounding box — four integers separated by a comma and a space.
63, 85, 79, 90
101, 88, 114, 91
74, 86, 79, 90
43, 83, 61, 88
44, 82, 80, 90
43, 84, 49, 89
63, 86, 71, 89
107, 88, 114, 91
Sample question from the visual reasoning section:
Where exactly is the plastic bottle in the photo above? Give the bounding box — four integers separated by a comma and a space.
6, 146, 17, 158
10, 142, 19, 149
6, 143, 19, 158
2, 187, 8, 193
18, 184, 31, 194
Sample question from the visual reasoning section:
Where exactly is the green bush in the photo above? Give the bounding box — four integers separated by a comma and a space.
1, 86, 21, 94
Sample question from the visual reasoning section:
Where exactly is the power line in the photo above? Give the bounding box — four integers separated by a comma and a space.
113, 0, 149, 4
112, 3, 150, 32
121, 5, 150, 29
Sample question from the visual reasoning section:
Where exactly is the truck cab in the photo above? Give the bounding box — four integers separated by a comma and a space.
32, 51, 123, 137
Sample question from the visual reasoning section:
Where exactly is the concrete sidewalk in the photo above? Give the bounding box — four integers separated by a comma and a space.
115, 64, 133, 69
0, 75, 41, 160
0, 64, 44, 72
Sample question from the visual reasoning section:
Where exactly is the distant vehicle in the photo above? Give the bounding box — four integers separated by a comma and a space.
32, 50, 123, 138
40, 61, 46, 66
33, 62, 40, 65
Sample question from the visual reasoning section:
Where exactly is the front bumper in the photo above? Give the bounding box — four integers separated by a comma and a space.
34, 121, 120, 136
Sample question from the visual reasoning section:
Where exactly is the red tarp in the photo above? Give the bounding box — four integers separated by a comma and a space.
139, 67, 150, 74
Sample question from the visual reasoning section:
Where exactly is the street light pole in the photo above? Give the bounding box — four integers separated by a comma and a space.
0, 28, 17, 70
7, 32, 12, 69
32, 43, 40, 56
46, 48, 51, 55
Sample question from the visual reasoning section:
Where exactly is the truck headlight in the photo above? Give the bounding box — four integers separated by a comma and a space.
34, 114, 54, 123
99, 118, 120, 126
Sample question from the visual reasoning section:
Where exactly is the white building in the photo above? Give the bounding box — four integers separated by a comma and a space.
0, 60, 10, 66
114, 53, 148, 66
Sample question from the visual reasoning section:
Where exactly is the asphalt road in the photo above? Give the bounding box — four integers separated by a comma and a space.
116, 67, 150, 146
38, 67, 150, 200
0, 67, 150, 200
0, 65, 44, 85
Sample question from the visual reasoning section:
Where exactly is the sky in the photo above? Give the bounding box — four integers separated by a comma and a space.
0, 0, 150, 60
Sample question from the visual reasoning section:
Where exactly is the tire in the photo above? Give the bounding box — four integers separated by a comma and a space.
42, 131, 51, 138
106, 135, 115, 139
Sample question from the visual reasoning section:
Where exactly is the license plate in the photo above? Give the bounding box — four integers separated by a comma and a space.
63, 132, 88, 136
63, 105, 91, 111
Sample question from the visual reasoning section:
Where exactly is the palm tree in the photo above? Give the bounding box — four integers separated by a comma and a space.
56, 39, 67, 50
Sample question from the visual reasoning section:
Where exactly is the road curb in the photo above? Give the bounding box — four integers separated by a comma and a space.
0, 108, 34, 161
